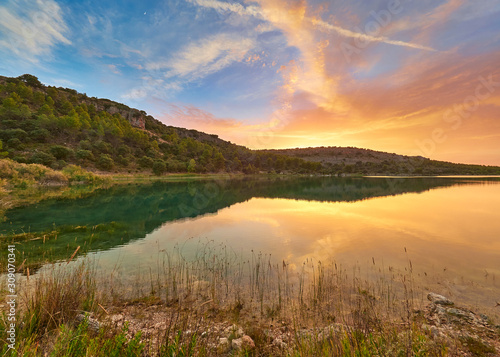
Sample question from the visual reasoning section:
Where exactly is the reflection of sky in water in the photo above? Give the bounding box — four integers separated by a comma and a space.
81, 183, 500, 317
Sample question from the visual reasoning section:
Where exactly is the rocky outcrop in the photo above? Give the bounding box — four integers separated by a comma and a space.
427, 292, 454, 306
87, 100, 146, 129
104, 105, 146, 129
75, 313, 100, 333
422, 292, 500, 356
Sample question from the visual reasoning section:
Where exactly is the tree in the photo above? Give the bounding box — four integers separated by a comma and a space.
97, 154, 114, 170
138, 156, 154, 168
33, 91, 45, 106
17, 74, 42, 88
50, 145, 73, 160
31, 151, 56, 166
152, 160, 166, 176
214, 152, 225, 171
2, 97, 17, 111
76, 149, 94, 161
38, 104, 53, 115
187, 159, 196, 172
0, 140, 8, 158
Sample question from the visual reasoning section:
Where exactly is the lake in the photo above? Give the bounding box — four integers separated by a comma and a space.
2, 176, 500, 319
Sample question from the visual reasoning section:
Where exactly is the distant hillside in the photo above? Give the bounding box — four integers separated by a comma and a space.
0, 73, 498, 176
0, 74, 321, 175
263, 146, 500, 175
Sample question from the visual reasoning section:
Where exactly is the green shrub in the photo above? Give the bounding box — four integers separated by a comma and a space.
138, 155, 154, 168
152, 160, 166, 176
30, 151, 56, 167
29, 128, 51, 142
0, 140, 7, 158
12, 155, 28, 163
97, 154, 114, 170
117, 155, 129, 167
76, 149, 94, 161
117, 144, 131, 156
93, 141, 112, 154
0, 128, 28, 141
50, 145, 74, 160
62, 165, 100, 183
78, 140, 93, 151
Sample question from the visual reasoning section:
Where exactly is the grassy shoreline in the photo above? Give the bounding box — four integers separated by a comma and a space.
2, 158, 500, 215
1, 247, 499, 356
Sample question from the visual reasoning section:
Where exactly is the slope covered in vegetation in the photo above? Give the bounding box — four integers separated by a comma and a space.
0, 74, 320, 175
1, 74, 499, 176
264, 146, 500, 175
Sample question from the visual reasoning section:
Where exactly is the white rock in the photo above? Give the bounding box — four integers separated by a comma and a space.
231, 335, 255, 351
427, 293, 454, 306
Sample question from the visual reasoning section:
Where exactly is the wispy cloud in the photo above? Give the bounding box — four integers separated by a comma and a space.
146, 33, 254, 81
311, 19, 436, 52
0, 0, 70, 62
189, 0, 436, 52
186, 0, 263, 18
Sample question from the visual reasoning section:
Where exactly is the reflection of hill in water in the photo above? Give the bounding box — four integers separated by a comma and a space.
1, 177, 498, 265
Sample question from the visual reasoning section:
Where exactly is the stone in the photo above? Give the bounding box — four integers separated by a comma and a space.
217, 337, 230, 353
76, 313, 100, 333
427, 293, 454, 306
224, 324, 244, 338
430, 326, 441, 338
272, 337, 287, 349
110, 314, 124, 323
232, 335, 255, 351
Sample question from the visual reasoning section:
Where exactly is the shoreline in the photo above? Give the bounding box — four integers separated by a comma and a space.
2, 256, 499, 356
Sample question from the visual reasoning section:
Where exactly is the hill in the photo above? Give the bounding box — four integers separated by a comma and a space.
0, 74, 321, 175
0, 73, 499, 176
263, 146, 500, 175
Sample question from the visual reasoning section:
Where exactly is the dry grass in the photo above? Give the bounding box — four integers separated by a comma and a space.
2, 243, 497, 356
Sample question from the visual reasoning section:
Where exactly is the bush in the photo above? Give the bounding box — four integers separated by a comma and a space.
138, 155, 154, 168
97, 154, 114, 170
39, 170, 68, 185
7, 138, 23, 150
0, 128, 27, 141
76, 149, 94, 161
78, 140, 92, 151
12, 155, 28, 163
50, 145, 74, 160
31, 151, 56, 167
52, 160, 67, 170
29, 128, 51, 142
62, 165, 100, 183
93, 141, 112, 154
117, 144, 131, 156
152, 160, 166, 176
117, 155, 129, 167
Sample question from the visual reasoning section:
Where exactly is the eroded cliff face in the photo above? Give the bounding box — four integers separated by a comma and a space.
91, 102, 146, 129
105, 106, 146, 129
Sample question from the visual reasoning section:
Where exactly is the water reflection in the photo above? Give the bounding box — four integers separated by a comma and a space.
1, 177, 498, 267
92, 180, 500, 318
2, 176, 500, 317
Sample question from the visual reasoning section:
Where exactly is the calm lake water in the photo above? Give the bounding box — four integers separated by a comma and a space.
2, 176, 500, 317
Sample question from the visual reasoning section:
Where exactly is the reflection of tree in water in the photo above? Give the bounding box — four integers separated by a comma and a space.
1, 176, 497, 266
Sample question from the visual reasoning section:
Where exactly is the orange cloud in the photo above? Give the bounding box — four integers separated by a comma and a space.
158, 0, 500, 165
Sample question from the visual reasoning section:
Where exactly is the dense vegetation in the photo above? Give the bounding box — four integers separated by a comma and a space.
1, 73, 499, 176
0, 74, 321, 175
265, 147, 500, 176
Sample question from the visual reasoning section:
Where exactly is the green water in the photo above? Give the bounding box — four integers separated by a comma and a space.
0, 176, 489, 265
2, 176, 500, 316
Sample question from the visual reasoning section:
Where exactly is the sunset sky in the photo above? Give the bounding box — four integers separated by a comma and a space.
1, 0, 499, 165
